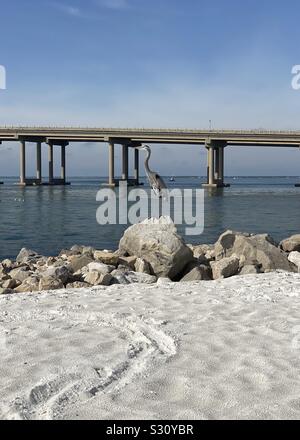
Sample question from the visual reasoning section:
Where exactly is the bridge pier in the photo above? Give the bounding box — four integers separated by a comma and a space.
108, 142, 115, 186
45, 142, 69, 185
104, 141, 141, 187
20, 140, 26, 185
48, 142, 54, 184
36, 141, 42, 183
61, 145, 66, 182
18, 140, 43, 186
121, 144, 129, 181
203, 141, 230, 188
134, 148, 140, 184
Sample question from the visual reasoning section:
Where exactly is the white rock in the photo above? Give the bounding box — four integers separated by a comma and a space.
288, 252, 300, 272
87, 262, 115, 274
119, 217, 193, 280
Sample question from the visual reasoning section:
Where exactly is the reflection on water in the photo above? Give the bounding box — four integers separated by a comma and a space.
0, 176, 300, 259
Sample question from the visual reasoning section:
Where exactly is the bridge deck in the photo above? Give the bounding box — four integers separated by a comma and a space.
1, 127, 300, 146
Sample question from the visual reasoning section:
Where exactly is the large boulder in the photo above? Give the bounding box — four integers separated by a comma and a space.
119, 217, 193, 280
280, 235, 300, 253
214, 230, 296, 273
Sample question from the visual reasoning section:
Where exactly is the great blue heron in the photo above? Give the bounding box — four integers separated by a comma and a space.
135, 145, 168, 198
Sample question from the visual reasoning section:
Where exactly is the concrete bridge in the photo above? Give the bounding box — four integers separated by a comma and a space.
0, 127, 300, 187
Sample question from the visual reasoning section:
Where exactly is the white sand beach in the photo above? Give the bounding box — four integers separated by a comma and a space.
1, 271, 300, 420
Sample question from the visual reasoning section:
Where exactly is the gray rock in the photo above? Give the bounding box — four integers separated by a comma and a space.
69, 245, 95, 256
189, 244, 215, 263
16, 248, 41, 264
214, 230, 295, 273
118, 256, 137, 270
134, 258, 152, 275
66, 281, 92, 289
59, 249, 79, 259
69, 255, 94, 273
87, 262, 115, 274
288, 252, 300, 272
15, 276, 40, 293
94, 250, 119, 266
211, 255, 240, 279
239, 265, 261, 275
156, 277, 173, 286
33, 257, 48, 268
280, 235, 300, 253
9, 267, 32, 282
70, 244, 84, 253
111, 270, 156, 285
43, 265, 71, 284
110, 270, 130, 285
1, 259, 14, 270
119, 217, 193, 280
0, 287, 14, 295
1, 278, 19, 289
39, 276, 64, 291
181, 265, 212, 282
0, 265, 9, 279
84, 271, 113, 286
46, 257, 58, 266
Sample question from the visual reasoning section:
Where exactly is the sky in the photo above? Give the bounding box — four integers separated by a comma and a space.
1, 0, 300, 176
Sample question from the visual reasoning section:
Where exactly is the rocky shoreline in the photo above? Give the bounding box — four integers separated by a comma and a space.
1, 217, 300, 295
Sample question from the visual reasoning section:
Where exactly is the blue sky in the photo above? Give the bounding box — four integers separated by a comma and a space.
1, 0, 300, 176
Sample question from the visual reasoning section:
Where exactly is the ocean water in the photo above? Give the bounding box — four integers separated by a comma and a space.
0, 176, 300, 260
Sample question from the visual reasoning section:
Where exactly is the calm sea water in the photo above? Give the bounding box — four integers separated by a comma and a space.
0, 176, 300, 260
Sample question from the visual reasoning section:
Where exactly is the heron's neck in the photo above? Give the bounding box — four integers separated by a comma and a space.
144, 149, 151, 173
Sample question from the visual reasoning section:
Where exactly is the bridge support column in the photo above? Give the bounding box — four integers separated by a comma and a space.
207, 145, 215, 186
36, 142, 42, 183
122, 144, 129, 181
203, 141, 229, 188
108, 142, 115, 186
0, 141, 2, 184
134, 148, 139, 185
48, 142, 54, 184
20, 141, 26, 185
61, 145, 66, 183
218, 146, 224, 183
215, 148, 220, 181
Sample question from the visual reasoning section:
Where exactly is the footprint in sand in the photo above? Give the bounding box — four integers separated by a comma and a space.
2, 312, 177, 420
